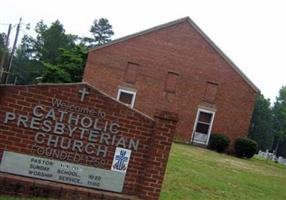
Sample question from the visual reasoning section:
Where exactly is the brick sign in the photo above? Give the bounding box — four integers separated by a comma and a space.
0, 83, 177, 200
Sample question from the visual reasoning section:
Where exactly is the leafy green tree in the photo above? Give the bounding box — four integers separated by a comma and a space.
272, 86, 286, 156
12, 18, 113, 84
248, 94, 273, 151
0, 33, 5, 57
41, 45, 87, 83
12, 35, 43, 84
28, 20, 77, 64
12, 20, 78, 84
41, 18, 114, 83
82, 18, 114, 47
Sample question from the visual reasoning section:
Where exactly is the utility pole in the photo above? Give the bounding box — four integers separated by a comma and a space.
4, 18, 22, 84
0, 24, 12, 84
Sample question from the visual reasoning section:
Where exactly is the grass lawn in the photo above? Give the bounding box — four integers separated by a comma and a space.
1, 143, 285, 200
160, 143, 286, 200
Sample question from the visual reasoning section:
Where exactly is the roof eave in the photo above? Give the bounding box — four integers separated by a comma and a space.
88, 17, 190, 52
185, 18, 260, 93
88, 16, 260, 93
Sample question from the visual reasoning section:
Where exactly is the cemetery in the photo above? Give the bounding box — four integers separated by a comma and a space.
0, 6, 285, 199
257, 150, 286, 165
0, 143, 285, 200
160, 144, 286, 200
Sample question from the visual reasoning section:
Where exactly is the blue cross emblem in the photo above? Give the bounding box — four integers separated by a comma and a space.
113, 150, 128, 171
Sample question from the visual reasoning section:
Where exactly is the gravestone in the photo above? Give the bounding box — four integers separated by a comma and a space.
256, 150, 286, 165
0, 83, 178, 200
278, 157, 286, 165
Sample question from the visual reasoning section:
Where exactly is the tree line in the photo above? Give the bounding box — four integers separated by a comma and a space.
1, 18, 285, 158
0, 18, 114, 84
249, 86, 286, 157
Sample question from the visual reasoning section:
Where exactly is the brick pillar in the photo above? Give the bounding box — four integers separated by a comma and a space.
139, 111, 178, 200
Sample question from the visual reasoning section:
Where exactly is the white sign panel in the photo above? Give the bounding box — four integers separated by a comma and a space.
0, 151, 125, 192
111, 147, 131, 173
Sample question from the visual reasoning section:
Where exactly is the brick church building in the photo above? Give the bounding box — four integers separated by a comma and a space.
83, 17, 259, 146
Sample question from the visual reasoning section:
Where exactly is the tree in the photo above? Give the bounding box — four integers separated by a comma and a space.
41, 18, 114, 83
82, 18, 114, 47
12, 20, 78, 84
41, 45, 87, 83
248, 94, 273, 151
0, 33, 5, 57
12, 18, 113, 84
28, 20, 77, 64
12, 35, 43, 84
272, 86, 286, 157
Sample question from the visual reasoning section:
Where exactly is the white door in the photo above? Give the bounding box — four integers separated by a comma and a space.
192, 108, 215, 145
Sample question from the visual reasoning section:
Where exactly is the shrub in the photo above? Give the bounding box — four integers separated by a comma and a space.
234, 137, 258, 158
208, 133, 230, 153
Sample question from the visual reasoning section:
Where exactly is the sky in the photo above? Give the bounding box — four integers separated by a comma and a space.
0, 0, 285, 103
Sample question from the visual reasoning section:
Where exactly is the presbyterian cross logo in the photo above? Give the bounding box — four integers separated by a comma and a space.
113, 150, 128, 171
111, 147, 131, 173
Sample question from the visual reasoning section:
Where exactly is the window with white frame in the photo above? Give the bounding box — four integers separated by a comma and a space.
117, 88, 136, 108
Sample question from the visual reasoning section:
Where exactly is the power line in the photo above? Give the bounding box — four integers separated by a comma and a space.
0, 23, 10, 26
4, 18, 22, 84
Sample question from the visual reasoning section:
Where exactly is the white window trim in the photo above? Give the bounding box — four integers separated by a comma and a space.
116, 88, 137, 108
191, 108, 216, 145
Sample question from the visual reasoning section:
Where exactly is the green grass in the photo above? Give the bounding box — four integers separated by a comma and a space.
160, 143, 286, 200
1, 143, 285, 200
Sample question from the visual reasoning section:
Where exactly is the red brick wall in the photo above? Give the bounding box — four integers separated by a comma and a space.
83, 21, 257, 145
0, 83, 177, 200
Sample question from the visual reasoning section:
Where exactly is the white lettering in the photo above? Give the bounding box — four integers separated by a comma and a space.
68, 113, 79, 125
33, 105, 44, 118
47, 134, 59, 147
68, 125, 77, 137
79, 127, 89, 139
35, 132, 46, 144
4, 112, 16, 123
59, 110, 68, 122
110, 123, 120, 134
72, 140, 83, 152
45, 109, 56, 120
30, 117, 41, 130
99, 132, 110, 145
88, 130, 100, 142
17, 115, 29, 127
116, 136, 126, 148
53, 122, 65, 135
97, 145, 107, 157
42, 120, 52, 132
80, 116, 93, 128
85, 143, 95, 154
52, 98, 63, 107
129, 139, 139, 151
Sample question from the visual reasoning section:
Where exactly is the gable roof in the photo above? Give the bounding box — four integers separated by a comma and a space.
89, 17, 259, 93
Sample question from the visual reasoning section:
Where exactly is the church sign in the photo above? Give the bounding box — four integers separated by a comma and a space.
0, 151, 125, 192
2, 96, 138, 169
0, 83, 177, 200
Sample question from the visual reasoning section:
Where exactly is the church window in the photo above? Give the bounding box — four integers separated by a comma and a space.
117, 88, 136, 108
